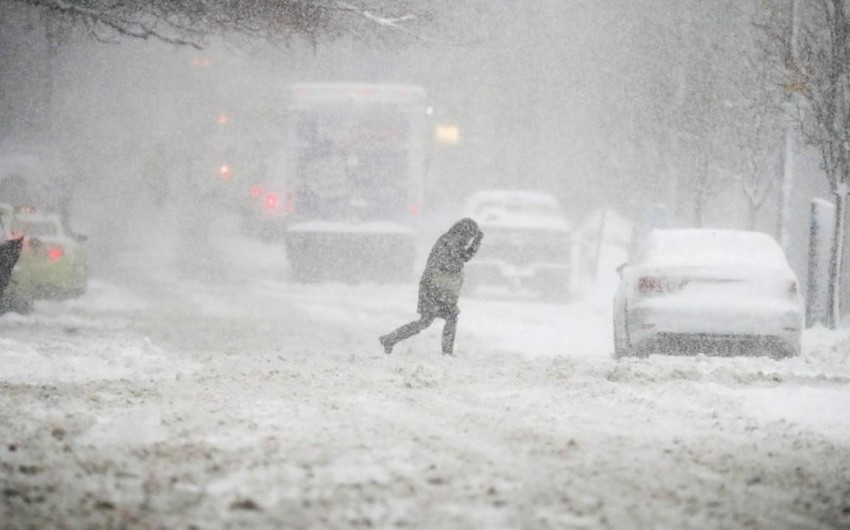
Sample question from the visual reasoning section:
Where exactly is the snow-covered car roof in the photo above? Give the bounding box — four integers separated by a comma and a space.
12, 212, 64, 238
637, 229, 792, 272
464, 189, 570, 231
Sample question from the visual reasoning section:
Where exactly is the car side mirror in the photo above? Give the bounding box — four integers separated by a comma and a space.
616, 262, 628, 278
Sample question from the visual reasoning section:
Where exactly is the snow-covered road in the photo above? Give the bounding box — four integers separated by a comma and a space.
1, 220, 850, 529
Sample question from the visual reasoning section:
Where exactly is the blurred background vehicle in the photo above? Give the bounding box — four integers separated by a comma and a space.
463, 189, 573, 302
613, 228, 803, 358
240, 179, 293, 241
284, 83, 428, 283
0, 143, 75, 230
1, 208, 89, 314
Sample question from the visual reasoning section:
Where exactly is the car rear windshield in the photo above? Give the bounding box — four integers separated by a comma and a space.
640, 230, 787, 269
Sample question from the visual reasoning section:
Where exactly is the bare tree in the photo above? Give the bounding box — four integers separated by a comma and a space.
1, 0, 440, 139
762, 0, 850, 328
9, 0, 433, 48
642, 1, 760, 229
730, 37, 785, 230
740, 143, 779, 230
674, 60, 732, 228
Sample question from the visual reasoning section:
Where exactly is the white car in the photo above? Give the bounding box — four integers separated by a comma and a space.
613, 229, 803, 358
463, 190, 572, 301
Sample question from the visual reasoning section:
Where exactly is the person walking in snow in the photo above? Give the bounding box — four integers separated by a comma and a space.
380, 218, 484, 355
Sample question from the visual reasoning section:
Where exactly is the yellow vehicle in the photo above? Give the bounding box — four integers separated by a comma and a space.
1, 210, 88, 313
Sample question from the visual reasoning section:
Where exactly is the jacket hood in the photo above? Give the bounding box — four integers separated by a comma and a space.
448, 218, 480, 238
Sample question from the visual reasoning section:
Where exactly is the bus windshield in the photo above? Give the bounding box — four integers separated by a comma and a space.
292, 104, 414, 221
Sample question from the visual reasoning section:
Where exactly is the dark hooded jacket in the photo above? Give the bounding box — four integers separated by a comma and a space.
417, 218, 483, 318
0, 237, 23, 298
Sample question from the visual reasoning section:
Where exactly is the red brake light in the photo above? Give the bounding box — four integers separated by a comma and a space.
219, 164, 231, 180
638, 276, 663, 294
264, 192, 278, 211
250, 186, 262, 199
637, 276, 687, 295
408, 202, 420, 215
47, 247, 63, 261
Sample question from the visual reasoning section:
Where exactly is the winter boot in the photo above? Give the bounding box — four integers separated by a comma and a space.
379, 335, 394, 354
441, 315, 458, 355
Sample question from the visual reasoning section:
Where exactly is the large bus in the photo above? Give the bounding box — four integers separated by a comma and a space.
285, 83, 429, 282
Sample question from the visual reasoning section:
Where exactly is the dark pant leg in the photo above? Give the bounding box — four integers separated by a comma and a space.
441, 313, 458, 354
384, 314, 435, 346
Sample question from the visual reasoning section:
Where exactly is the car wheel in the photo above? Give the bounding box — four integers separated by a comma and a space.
773, 340, 801, 359
614, 333, 634, 358
18, 297, 34, 315
613, 302, 634, 358
613, 320, 630, 358
2, 294, 34, 315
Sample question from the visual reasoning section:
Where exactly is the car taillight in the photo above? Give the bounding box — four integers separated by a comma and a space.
219, 164, 231, 180
250, 185, 262, 199
408, 202, 420, 215
637, 276, 686, 295
47, 247, 63, 261
638, 276, 664, 294
264, 192, 278, 211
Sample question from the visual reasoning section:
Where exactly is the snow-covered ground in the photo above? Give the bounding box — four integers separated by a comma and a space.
1, 211, 850, 529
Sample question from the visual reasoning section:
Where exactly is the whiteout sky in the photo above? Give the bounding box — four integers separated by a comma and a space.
0, 2, 833, 248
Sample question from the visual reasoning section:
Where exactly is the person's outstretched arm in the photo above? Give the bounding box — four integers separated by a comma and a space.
463, 230, 484, 262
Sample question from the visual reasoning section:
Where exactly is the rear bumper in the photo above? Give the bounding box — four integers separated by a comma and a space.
8, 264, 87, 299
626, 301, 802, 356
